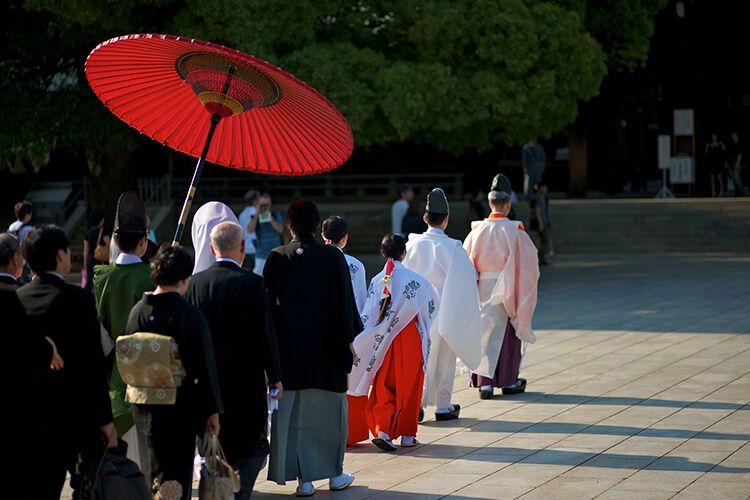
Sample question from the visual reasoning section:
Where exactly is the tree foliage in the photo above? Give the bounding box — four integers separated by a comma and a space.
1, 0, 664, 172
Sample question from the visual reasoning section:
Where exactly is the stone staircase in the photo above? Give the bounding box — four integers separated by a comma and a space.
318, 198, 750, 256
547, 198, 750, 253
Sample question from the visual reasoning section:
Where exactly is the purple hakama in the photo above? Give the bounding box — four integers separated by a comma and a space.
469, 319, 522, 388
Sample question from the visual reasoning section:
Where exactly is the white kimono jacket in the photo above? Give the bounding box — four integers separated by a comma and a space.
348, 260, 440, 397
342, 251, 367, 314
404, 228, 482, 377
463, 215, 539, 377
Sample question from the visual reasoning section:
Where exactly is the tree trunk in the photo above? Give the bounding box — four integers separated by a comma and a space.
86, 148, 136, 227
569, 109, 588, 197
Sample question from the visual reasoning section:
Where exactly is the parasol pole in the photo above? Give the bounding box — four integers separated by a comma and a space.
172, 113, 221, 245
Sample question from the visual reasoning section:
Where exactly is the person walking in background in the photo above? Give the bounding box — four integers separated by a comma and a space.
348, 233, 439, 450
728, 131, 744, 196
82, 210, 110, 291
185, 221, 283, 499
248, 193, 284, 274
237, 189, 260, 271
263, 200, 361, 496
464, 189, 540, 400
403, 189, 481, 423
402, 198, 428, 240
530, 182, 552, 265
17, 224, 117, 499
125, 244, 222, 500
705, 132, 726, 197
522, 139, 546, 201
391, 182, 414, 235
9, 200, 33, 283
322, 215, 368, 313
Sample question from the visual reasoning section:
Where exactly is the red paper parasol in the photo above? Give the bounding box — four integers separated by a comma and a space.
85, 33, 353, 244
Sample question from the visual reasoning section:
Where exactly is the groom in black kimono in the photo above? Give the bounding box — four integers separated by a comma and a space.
184, 220, 282, 499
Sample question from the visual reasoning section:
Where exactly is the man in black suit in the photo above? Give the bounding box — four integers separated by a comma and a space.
184, 221, 282, 500
16, 224, 116, 499
0, 232, 23, 290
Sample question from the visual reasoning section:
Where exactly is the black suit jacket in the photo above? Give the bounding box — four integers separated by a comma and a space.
0, 274, 19, 291
185, 261, 281, 460
15, 273, 113, 458
263, 234, 363, 393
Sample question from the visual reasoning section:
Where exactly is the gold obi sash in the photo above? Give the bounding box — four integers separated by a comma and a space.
116, 332, 187, 405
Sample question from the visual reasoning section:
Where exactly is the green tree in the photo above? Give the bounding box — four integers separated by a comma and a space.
1, 0, 665, 204
1, 0, 182, 216
176, 0, 608, 152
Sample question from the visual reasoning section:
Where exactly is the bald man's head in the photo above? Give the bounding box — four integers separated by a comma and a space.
211, 221, 244, 254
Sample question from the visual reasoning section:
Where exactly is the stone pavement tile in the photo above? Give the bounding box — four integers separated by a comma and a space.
463, 444, 539, 462
651, 407, 733, 428
517, 477, 622, 500
367, 491, 443, 500
594, 489, 675, 500
605, 435, 686, 457
448, 464, 573, 499
672, 436, 748, 453
703, 408, 750, 434
389, 471, 486, 496
341, 455, 450, 492
644, 452, 728, 472
670, 480, 750, 500
518, 448, 598, 467
608, 469, 704, 494
549, 432, 628, 451
432, 456, 514, 476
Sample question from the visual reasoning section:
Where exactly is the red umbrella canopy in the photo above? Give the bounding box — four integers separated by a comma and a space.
85, 33, 353, 175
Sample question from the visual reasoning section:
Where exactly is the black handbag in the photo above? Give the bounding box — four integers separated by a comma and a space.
79, 440, 150, 500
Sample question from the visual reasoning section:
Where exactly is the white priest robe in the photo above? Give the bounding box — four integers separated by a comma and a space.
463, 214, 539, 378
348, 260, 440, 397
404, 228, 482, 408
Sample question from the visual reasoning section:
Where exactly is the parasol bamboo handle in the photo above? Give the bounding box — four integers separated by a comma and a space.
172, 113, 221, 245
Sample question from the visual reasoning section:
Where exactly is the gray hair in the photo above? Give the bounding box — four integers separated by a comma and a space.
0, 233, 19, 267
210, 221, 243, 252
488, 189, 511, 208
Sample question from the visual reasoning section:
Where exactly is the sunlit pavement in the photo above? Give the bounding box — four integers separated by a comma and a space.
65, 253, 750, 499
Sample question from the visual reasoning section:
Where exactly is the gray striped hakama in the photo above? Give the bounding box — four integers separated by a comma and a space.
268, 389, 348, 484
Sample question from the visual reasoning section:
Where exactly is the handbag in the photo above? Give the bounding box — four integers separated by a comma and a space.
94, 226, 109, 262
79, 440, 150, 500
198, 434, 241, 500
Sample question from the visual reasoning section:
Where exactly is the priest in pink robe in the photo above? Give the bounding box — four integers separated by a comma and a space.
463, 176, 540, 399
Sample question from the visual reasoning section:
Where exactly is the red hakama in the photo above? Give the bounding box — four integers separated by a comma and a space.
347, 319, 424, 444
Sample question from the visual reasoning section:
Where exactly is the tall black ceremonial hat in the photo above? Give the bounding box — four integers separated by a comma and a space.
490, 174, 512, 195
114, 191, 147, 234
426, 188, 449, 215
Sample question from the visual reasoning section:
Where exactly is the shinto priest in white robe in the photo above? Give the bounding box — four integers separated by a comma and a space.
348, 260, 440, 397
404, 228, 482, 409
463, 213, 539, 381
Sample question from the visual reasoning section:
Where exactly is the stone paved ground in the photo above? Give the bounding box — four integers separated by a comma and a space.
65, 253, 750, 499
248, 253, 750, 499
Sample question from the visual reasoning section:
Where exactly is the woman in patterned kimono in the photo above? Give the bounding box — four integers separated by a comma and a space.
347, 233, 440, 451
125, 244, 222, 500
